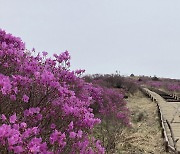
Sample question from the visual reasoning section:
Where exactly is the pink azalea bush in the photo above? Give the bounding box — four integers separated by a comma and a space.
166, 83, 180, 92
138, 76, 180, 95
0, 29, 129, 153
147, 81, 163, 88
145, 79, 180, 93
82, 76, 130, 152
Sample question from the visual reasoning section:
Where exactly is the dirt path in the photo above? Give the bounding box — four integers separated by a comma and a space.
117, 90, 167, 154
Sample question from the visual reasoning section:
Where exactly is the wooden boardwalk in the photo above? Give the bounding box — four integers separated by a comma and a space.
142, 88, 180, 153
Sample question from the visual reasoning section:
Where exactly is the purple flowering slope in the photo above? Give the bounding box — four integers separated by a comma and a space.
0, 29, 129, 153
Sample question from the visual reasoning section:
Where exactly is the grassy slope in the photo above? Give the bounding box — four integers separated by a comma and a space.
117, 90, 167, 154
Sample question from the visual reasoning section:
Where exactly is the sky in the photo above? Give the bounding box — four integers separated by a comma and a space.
0, 0, 180, 79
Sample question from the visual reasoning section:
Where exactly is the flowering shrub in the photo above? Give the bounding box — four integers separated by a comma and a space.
147, 81, 163, 88
145, 79, 180, 93
166, 83, 180, 92
84, 74, 138, 94
137, 75, 180, 95
0, 29, 129, 153
90, 86, 130, 153
82, 76, 130, 152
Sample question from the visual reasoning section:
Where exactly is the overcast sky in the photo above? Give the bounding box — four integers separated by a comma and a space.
0, 0, 180, 78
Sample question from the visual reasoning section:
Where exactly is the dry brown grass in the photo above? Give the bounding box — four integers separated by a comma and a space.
116, 90, 167, 154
